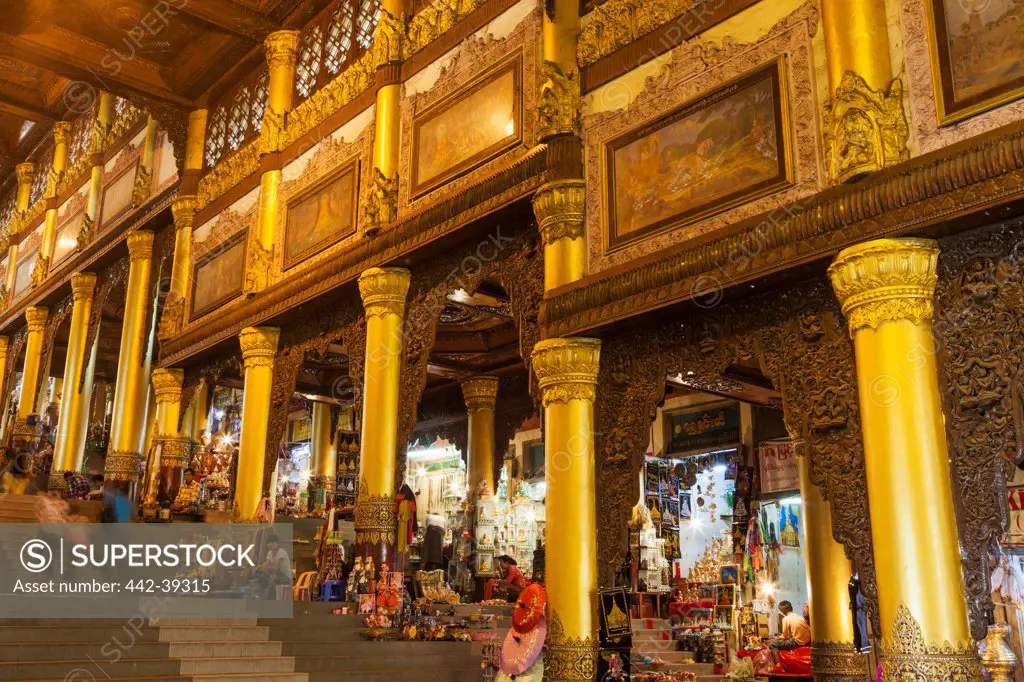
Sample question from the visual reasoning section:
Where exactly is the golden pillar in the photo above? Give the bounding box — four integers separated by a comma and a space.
534, 181, 585, 290
461, 376, 499, 498
796, 443, 863, 682
364, 0, 405, 235
51, 273, 97, 489
0, 337, 8, 419
183, 110, 208, 185
105, 231, 154, 493
355, 267, 410, 565
236, 326, 280, 521
820, 0, 907, 183
157, 196, 196, 339
828, 238, 978, 680
532, 337, 601, 682
15, 162, 33, 212
36, 122, 72, 285
132, 115, 157, 205
310, 401, 336, 500
151, 368, 190, 504
12, 306, 48, 447
82, 93, 115, 247
247, 31, 298, 296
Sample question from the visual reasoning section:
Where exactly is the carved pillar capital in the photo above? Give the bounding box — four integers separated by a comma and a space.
537, 61, 580, 141
239, 326, 280, 370
533, 180, 585, 244
70, 272, 97, 301
15, 162, 34, 186
264, 30, 300, 70
461, 376, 499, 413
52, 121, 72, 147
127, 230, 155, 262
827, 238, 938, 335
171, 195, 198, 231
811, 643, 866, 682
531, 337, 601, 407
25, 306, 48, 332
358, 266, 410, 318
151, 368, 185, 404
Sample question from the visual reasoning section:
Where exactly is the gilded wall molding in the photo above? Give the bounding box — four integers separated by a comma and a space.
354, 489, 397, 545
282, 51, 375, 150
582, 3, 823, 274
195, 140, 261, 211
537, 61, 581, 141
398, 6, 540, 214
810, 643, 866, 682
406, 0, 488, 59
578, 0, 698, 67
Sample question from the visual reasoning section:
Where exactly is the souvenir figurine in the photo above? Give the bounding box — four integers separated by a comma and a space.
346, 557, 360, 599
376, 563, 400, 611
357, 558, 372, 594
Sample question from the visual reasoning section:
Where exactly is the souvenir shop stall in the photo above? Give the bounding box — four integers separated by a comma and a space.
475, 469, 545, 581
334, 430, 360, 510
189, 387, 242, 515
274, 435, 313, 517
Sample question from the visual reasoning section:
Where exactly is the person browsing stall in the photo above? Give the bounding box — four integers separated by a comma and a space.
769, 600, 811, 650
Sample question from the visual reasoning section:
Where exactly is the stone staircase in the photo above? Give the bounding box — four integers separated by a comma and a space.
0, 493, 38, 522
262, 601, 485, 682
631, 618, 722, 682
0, 616, 308, 681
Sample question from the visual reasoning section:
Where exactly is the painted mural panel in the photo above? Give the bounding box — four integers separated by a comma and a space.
52, 213, 83, 265
100, 163, 137, 226
13, 249, 36, 297
929, 0, 1024, 122
411, 57, 521, 197
283, 162, 358, 269
605, 62, 789, 252
191, 236, 245, 318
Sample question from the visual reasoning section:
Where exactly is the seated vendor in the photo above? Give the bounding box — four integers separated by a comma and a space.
769, 601, 811, 650
172, 468, 200, 513
496, 554, 527, 603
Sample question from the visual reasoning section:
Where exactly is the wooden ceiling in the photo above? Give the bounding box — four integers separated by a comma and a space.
0, 0, 333, 183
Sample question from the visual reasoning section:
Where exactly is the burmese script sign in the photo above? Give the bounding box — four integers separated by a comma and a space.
759, 439, 799, 494
665, 402, 740, 455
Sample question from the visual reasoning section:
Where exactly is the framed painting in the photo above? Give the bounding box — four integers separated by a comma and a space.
52, 211, 84, 265
190, 233, 247, 319
715, 583, 736, 607
13, 248, 36, 297
927, 0, 1024, 124
100, 161, 138, 227
410, 54, 522, 198
282, 161, 359, 270
525, 438, 544, 480
605, 60, 790, 252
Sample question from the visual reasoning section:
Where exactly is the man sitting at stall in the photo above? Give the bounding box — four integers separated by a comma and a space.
496, 555, 527, 603
172, 468, 200, 513
63, 470, 91, 500
769, 600, 811, 650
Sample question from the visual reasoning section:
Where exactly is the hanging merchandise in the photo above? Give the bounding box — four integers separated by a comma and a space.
744, 516, 764, 583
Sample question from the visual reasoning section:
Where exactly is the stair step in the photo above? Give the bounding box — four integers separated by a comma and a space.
178, 655, 297, 675
0, 626, 164, 643
293, 653, 474, 672
157, 626, 271, 642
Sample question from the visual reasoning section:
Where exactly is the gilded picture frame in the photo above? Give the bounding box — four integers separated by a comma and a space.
603, 60, 791, 253
410, 54, 522, 199
925, 0, 1024, 125
52, 209, 85, 266
190, 231, 247, 320
99, 159, 140, 228
281, 160, 360, 271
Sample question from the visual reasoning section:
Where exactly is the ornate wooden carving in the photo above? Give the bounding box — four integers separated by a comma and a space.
2, 327, 27, 413
37, 295, 74, 407
594, 279, 879, 628
934, 217, 1024, 640
81, 257, 130, 392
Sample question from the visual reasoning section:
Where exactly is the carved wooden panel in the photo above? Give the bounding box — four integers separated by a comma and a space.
934, 217, 1024, 640
595, 278, 879, 629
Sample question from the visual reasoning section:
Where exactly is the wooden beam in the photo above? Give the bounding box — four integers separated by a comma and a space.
1, 33, 190, 107
0, 90, 56, 122
174, 0, 280, 41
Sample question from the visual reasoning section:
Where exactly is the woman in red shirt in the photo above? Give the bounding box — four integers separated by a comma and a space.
497, 555, 527, 602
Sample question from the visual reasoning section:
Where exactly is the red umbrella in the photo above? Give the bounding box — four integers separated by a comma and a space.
513, 583, 547, 633
499, 617, 547, 675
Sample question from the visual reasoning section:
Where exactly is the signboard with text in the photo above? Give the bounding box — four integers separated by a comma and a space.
759, 439, 799, 494
665, 402, 741, 455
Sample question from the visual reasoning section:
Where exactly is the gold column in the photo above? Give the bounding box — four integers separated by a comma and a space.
355, 267, 410, 565
311, 401, 336, 495
132, 115, 158, 206
13, 306, 48, 447
15, 162, 34, 212
82, 93, 115, 248
51, 273, 97, 489
157, 196, 196, 339
236, 326, 280, 521
0, 337, 7, 420
38, 122, 72, 280
247, 31, 298, 296
532, 337, 601, 682
796, 443, 863, 682
820, 0, 907, 183
151, 368, 190, 504
461, 376, 499, 497
193, 379, 209, 439
183, 110, 208, 184
105, 231, 154, 492
363, 0, 406, 235
534, 181, 585, 290
828, 238, 978, 680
